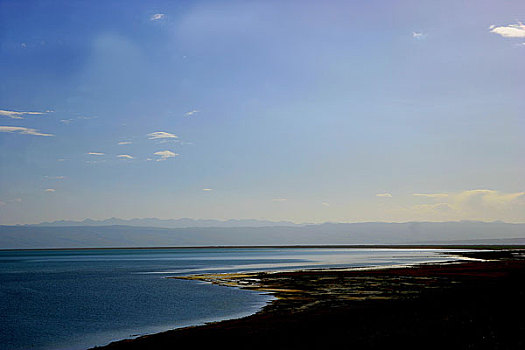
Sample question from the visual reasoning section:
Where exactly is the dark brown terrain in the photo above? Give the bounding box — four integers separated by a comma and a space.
94, 249, 525, 350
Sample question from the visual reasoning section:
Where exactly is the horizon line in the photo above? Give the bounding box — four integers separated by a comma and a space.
3, 219, 525, 227
2, 244, 525, 252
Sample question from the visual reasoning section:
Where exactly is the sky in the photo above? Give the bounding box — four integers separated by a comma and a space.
0, 0, 524, 225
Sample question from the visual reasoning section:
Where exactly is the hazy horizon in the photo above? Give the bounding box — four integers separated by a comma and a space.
10, 216, 525, 227
1, 1, 524, 225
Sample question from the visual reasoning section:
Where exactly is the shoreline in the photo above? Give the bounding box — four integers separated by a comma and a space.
93, 248, 525, 349
86, 248, 463, 349
3, 244, 524, 251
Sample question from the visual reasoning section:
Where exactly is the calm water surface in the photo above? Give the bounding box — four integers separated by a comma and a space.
0, 247, 465, 350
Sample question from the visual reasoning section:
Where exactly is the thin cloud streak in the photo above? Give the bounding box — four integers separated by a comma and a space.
0, 198, 21, 206
147, 131, 178, 140
0, 109, 46, 119
0, 126, 54, 136
413, 193, 449, 198
59, 116, 97, 125
45, 176, 66, 180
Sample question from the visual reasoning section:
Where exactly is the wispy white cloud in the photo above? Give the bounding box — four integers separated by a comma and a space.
412, 189, 525, 206
410, 202, 453, 212
147, 131, 178, 140
412, 32, 427, 40
0, 198, 22, 205
45, 176, 66, 180
118, 141, 132, 145
272, 198, 287, 202
0, 126, 54, 136
490, 22, 525, 38
150, 13, 165, 21
0, 109, 47, 119
202, 188, 213, 191
321, 201, 330, 207
454, 189, 525, 207
58, 115, 96, 125
87, 152, 105, 156
185, 110, 199, 117
44, 188, 56, 192
376, 193, 392, 198
117, 154, 134, 159
402, 189, 525, 221
153, 150, 178, 160
413, 193, 449, 198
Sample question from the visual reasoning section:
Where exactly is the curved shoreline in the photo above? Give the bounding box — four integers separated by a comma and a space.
87, 248, 468, 349
93, 249, 525, 350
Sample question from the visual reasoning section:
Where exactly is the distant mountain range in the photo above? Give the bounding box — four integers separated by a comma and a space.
1, 221, 524, 249
32, 217, 300, 228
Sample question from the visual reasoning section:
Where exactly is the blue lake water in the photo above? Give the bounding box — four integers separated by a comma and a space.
0, 248, 465, 350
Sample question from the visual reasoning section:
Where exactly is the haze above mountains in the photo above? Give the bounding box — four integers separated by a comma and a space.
1, 219, 524, 249
32, 217, 300, 228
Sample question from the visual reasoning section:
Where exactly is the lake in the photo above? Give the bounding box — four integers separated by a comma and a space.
0, 247, 465, 350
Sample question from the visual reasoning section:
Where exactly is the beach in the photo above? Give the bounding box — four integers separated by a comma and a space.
94, 249, 525, 350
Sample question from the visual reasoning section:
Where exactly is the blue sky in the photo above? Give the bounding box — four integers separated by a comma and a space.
1, 0, 524, 224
